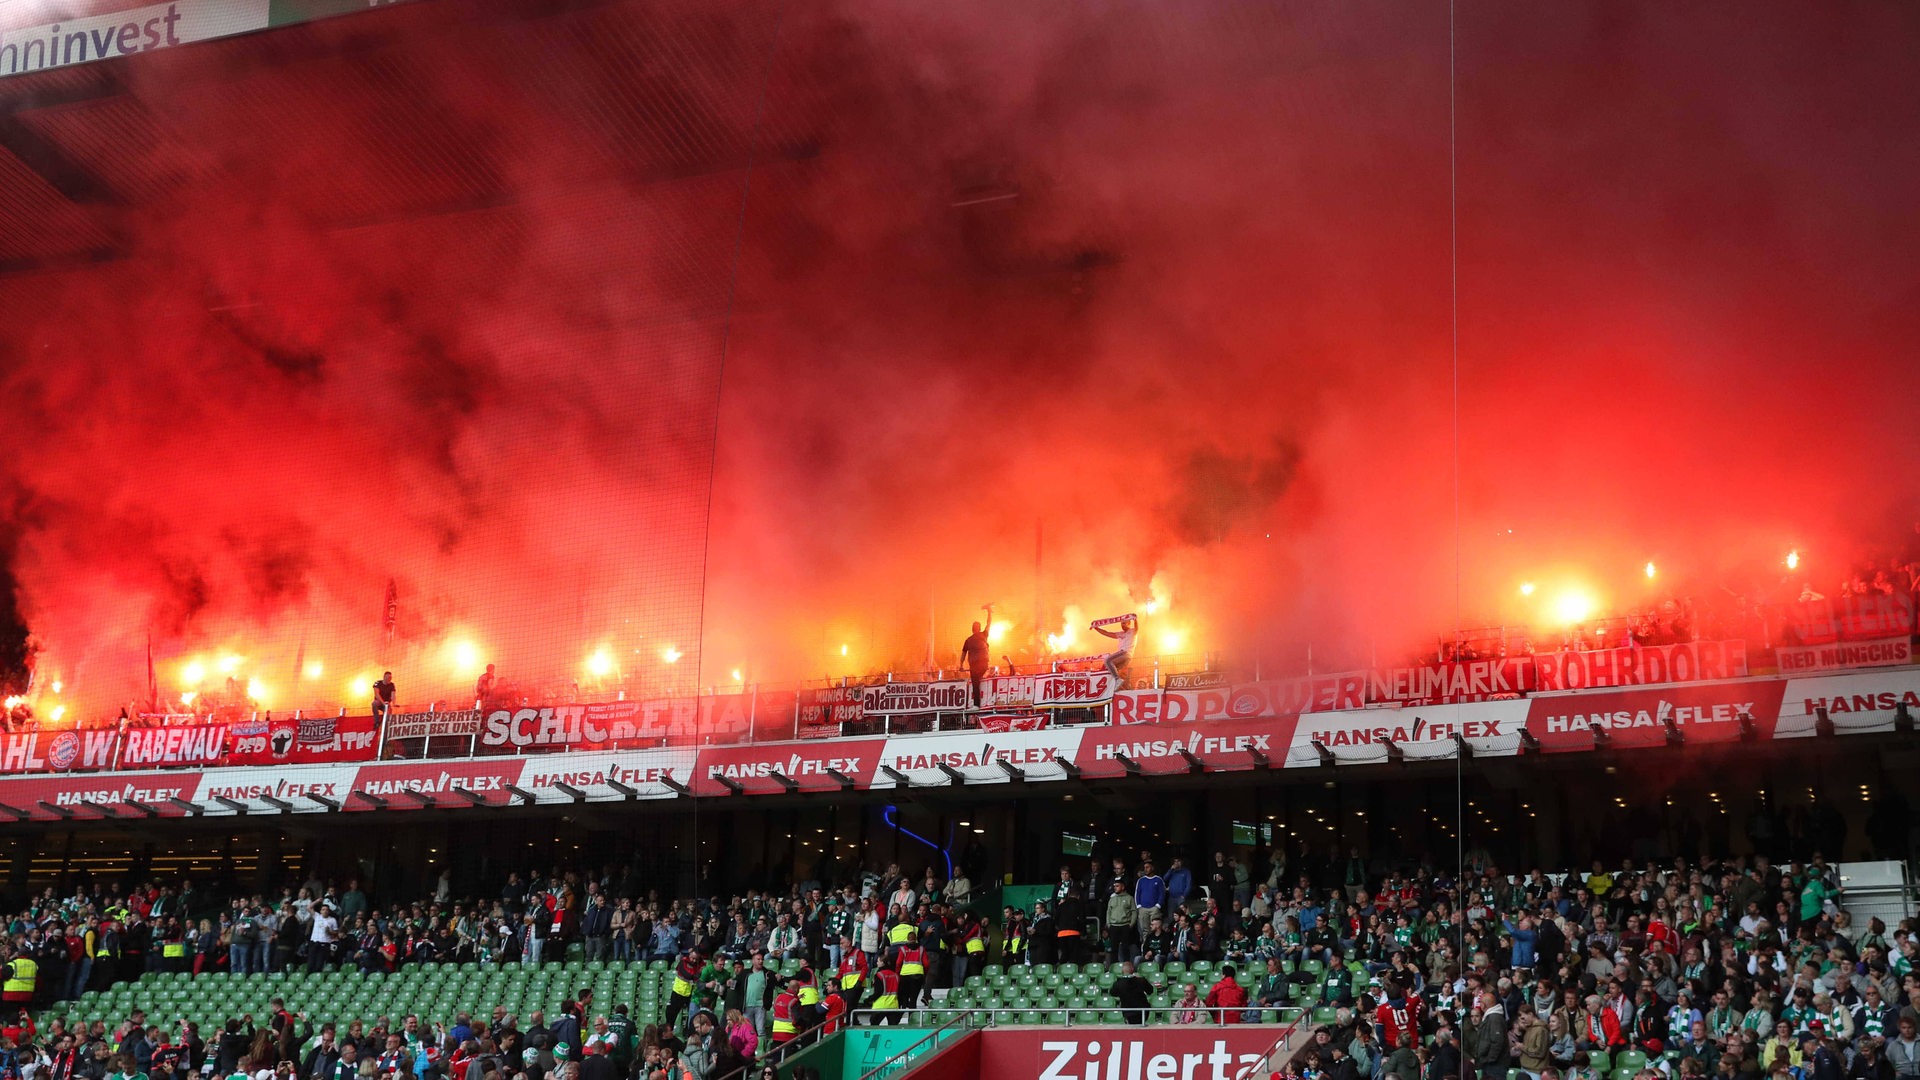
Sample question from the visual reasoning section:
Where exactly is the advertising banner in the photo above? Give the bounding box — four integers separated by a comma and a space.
1531, 639, 1747, 691
1366, 657, 1533, 704
1776, 669, 1920, 738
974, 1025, 1284, 1080
0, 772, 201, 813
383, 709, 483, 740
226, 714, 379, 766
1076, 715, 1300, 776
877, 728, 1085, 783
518, 751, 693, 799
1524, 679, 1787, 751
347, 759, 526, 804
116, 723, 227, 768
1775, 636, 1911, 673
859, 681, 969, 715
0, 729, 119, 773
692, 738, 885, 796
1291, 700, 1528, 761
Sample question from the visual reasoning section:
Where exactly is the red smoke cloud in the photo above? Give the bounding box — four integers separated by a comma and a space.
0, 0, 1916, 721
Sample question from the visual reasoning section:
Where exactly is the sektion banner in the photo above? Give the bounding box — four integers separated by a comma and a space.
859, 681, 969, 715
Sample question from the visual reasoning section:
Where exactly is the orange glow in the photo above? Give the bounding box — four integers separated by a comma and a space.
446, 638, 483, 675
1519, 582, 1536, 596
837, 644, 848, 657
1553, 589, 1596, 626
1785, 549, 1800, 570
179, 691, 196, 706
49, 705, 65, 722
987, 621, 1010, 644
181, 660, 206, 686
586, 647, 616, 677
49, 680, 62, 694
1159, 628, 1185, 652
245, 678, 267, 703
662, 645, 683, 664
303, 660, 324, 679
1644, 561, 1657, 579
216, 653, 243, 674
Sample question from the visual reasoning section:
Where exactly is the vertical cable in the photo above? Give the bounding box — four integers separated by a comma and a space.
1449, 0, 1468, 1061
691, 0, 791, 904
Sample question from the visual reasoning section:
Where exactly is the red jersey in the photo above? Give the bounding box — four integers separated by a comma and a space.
1376, 997, 1426, 1047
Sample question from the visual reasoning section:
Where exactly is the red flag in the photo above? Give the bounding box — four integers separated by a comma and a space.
383, 578, 399, 638
146, 635, 158, 713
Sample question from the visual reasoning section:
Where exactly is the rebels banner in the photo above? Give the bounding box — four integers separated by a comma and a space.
1532, 639, 1747, 691
860, 680, 969, 715
1776, 636, 1911, 673
0, 729, 119, 773
384, 709, 483, 740
1367, 657, 1533, 704
117, 724, 227, 768
981, 672, 1124, 709
226, 715, 379, 766
1525, 679, 1787, 751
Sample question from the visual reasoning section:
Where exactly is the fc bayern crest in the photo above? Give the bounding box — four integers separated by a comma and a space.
47, 730, 80, 770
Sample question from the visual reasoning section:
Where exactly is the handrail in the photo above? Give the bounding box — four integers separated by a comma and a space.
875, 1004, 1304, 1027
1234, 1012, 1304, 1080
852, 1007, 979, 1080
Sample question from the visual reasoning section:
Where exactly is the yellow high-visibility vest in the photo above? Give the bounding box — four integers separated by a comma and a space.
3, 958, 38, 996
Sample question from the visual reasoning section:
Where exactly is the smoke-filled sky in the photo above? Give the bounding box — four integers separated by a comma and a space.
1, 0, 1917, 718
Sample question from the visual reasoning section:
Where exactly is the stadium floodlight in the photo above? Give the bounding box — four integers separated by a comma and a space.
661, 776, 691, 796
1247, 747, 1270, 769
259, 795, 293, 812
768, 770, 801, 793
1381, 739, 1404, 765
450, 786, 486, 806
401, 790, 437, 809
123, 801, 159, 818
503, 783, 536, 804
1814, 706, 1835, 738
1737, 709, 1758, 741
305, 793, 339, 811
879, 765, 910, 786
1311, 739, 1336, 768
712, 773, 744, 795
936, 763, 967, 786
606, 779, 638, 800
1176, 747, 1205, 773
0, 802, 29, 820
36, 800, 74, 819
997, 759, 1025, 782
1664, 716, 1684, 746
551, 782, 587, 803
354, 792, 388, 810
1517, 729, 1540, 754
1452, 732, 1475, 759
825, 767, 857, 791
1057, 758, 1081, 779
168, 797, 203, 816
1113, 752, 1142, 776
1587, 723, 1610, 750
1897, 703, 1914, 734
212, 796, 249, 814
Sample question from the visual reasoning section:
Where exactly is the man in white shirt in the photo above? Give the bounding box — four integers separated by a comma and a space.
307, 902, 339, 973
1093, 616, 1138, 680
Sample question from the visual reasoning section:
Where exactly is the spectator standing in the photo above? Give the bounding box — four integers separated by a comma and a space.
370, 673, 396, 722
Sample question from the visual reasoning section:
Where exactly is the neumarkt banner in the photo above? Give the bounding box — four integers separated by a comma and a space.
0, 0, 421, 80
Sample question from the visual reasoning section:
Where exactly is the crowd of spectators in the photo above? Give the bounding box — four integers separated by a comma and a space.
0, 845, 1914, 1080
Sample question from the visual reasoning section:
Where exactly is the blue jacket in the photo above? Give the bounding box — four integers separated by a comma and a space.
1134, 874, 1167, 910
1167, 867, 1193, 903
